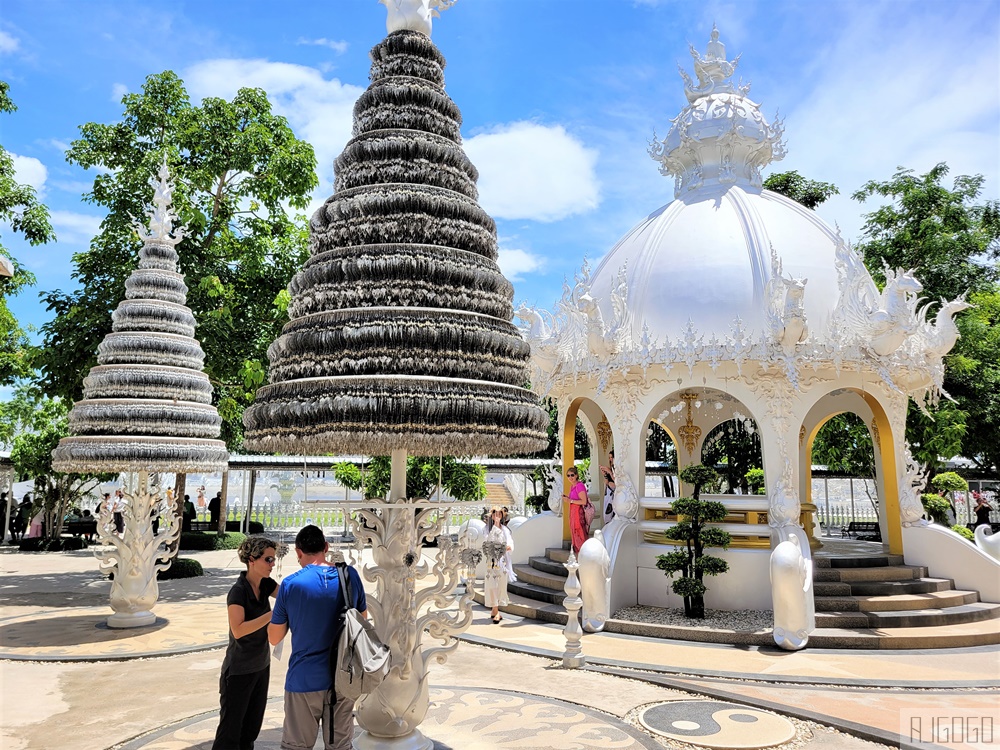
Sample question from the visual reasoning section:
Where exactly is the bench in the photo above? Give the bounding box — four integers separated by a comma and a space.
841, 521, 881, 541
188, 520, 264, 533
64, 520, 98, 538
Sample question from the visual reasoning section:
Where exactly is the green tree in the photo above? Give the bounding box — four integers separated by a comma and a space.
37, 71, 317, 450
853, 164, 1000, 476
764, 170, 839, 209
0, 81, 56, 385
350, 456, 487, 504
655, 464, 731, 619
701, 419, 763, 494
0, 384, 108, 542
810, 413, 875, 477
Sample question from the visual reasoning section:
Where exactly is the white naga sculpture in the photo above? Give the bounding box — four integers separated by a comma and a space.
578, 533, 611, 632
917, 296, 973, 359
765, 249, 808, 354
379, 0, 457, 36
770, 532, 815, 650
975, 526, 1000, 561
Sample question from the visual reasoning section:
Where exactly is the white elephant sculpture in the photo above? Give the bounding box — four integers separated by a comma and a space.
974, 525, 1000, 561
770, 531, 814, 650
579, 532, 611, 633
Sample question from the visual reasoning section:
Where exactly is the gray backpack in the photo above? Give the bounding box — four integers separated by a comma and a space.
333, 562, 391, 702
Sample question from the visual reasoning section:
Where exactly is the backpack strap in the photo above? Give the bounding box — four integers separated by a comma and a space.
335, 562, 352, 611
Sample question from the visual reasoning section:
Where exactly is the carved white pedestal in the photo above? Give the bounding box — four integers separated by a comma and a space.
98, 471, 180, 629
350, 483, 472, 749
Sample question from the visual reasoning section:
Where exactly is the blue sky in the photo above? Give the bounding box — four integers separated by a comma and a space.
2, 0, 998, 343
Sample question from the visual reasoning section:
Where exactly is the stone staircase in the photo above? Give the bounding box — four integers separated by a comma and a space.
484, 483, 516, 509
475, 542, 1000, 648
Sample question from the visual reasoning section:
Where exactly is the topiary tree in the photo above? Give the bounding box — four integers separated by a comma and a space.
930, 471, 968, 523
655, 464, 731, 619
921, 494, 951, 526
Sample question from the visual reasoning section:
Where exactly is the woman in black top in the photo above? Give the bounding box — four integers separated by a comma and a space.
212, 536, 279, 750
974, 495, 994, 529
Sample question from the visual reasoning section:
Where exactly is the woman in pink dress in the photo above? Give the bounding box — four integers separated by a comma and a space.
564, 467, 590, 555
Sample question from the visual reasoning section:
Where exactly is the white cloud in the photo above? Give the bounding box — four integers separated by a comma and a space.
498, 245, 545, 282
297, 37, 349, 54
11, 154, 47, 194
49, 210, 102, 245
774, 6, 999, 243
110, 83, 128, 102
184, 59, 363, 196
464, 122, 601, 222
0, 30, 19, 55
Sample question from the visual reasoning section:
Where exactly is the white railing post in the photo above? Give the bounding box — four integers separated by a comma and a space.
562, 549, 585, 668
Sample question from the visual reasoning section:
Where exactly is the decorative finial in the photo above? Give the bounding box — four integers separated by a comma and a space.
378, 0, 458, 38
706, 23, 725, 60
136, 157, 184, 247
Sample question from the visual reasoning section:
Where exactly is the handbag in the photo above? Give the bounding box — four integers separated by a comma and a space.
583, 498, 596, 527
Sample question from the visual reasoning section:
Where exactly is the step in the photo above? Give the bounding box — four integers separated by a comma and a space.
815, 611, 872, 628
814, 554, 903, 569
832, 565, 927, 582
528, 555, 569, 577
513, 564, 570, 591
809, 617, 1000, 649
853, 590, 980, 612
813, 581, 853, 597
471, 588, 567, 624
848, 578, 953, 596
864, 602, 1000, 628
507, 579, 566, 605
813, 596, 862, 612
545, 547, 571, 564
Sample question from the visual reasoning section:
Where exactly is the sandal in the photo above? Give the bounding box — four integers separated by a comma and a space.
492, 614, 502, 623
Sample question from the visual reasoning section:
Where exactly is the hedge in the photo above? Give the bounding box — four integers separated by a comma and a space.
179, 531, 247, 551
158, 558, 204, 579
18, 537, 89, 552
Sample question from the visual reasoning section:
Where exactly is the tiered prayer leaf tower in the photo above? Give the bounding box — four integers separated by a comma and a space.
244, 30, 548, 457
52, 162, 229, 475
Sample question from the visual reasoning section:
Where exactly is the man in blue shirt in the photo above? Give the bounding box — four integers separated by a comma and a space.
269, 525, 367, 750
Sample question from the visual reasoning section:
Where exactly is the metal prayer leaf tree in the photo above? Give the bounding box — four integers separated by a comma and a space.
243, 6, 548, 750
52, 160, 229, 628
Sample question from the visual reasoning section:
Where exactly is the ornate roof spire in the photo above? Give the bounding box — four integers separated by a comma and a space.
379, 0, 457, 37
649, 26, 785, 197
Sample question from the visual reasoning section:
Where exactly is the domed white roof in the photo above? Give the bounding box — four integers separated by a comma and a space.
589, 27, 843, 343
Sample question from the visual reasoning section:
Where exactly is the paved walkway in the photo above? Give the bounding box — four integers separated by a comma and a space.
1, 544, 996, 750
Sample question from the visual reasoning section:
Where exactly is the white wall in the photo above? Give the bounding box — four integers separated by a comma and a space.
902, 524, 1000, 603
636, 544, 772, 610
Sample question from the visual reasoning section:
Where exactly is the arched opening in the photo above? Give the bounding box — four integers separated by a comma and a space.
802, 389, 899, 554
645, 421, 678, 497
701, 418, 764, 495
561, 397, 614, 540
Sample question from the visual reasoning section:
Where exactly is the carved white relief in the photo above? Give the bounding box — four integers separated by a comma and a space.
547, 463, 564, 516
379, 0, 457, 37
770, 532, 814, 651
898, 445, 929, 527
611, 467, 640, 521
764, 247, 808, 355
135, 159, 184, 247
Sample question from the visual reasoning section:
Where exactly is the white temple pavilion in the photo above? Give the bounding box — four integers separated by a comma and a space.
515, 27, 1000, 649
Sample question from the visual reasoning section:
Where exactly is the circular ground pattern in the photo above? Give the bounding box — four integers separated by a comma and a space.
114, 687, 663, 750
0, 602, 227, 661
638, 700, 796, 749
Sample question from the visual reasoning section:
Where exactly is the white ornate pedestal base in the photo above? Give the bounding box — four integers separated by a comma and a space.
562, 550, 586, 668
98, 471, 181, 629
350, 496, 472, 749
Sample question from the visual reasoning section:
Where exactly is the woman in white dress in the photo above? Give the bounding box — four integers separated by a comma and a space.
482, 506, 515, 623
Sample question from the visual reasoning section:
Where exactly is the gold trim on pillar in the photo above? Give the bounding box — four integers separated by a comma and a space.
862, 393, 901, 555
562, 400, 581, 543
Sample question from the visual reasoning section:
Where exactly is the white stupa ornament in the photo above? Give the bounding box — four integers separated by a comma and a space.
379, 0, 457, 37
136, 158, 184, 246
649, 25, 786, 197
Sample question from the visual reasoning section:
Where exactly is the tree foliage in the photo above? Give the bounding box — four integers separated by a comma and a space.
810, 413, 874, 477
701, 419, 762, 493
854, 164, 1000, 475
1, 384, 109, 541
0, 81, 56, 385
764, 170, 839, 209
656, 464, 730, 619
347, 456, 487, 504
37, 71, 317, 450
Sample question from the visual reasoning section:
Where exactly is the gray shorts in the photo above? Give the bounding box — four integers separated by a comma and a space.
281, 689, 355, 750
